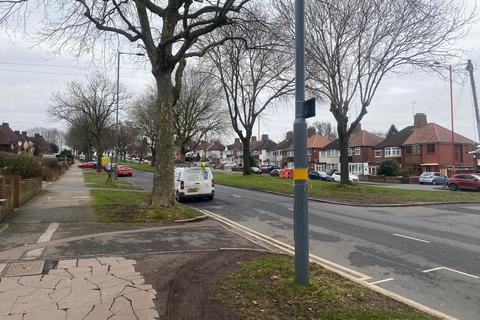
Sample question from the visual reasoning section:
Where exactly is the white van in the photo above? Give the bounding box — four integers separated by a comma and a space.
174, 167, 215, 201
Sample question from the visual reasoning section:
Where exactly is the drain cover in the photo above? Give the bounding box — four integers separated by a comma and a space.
3, 261, 45, 277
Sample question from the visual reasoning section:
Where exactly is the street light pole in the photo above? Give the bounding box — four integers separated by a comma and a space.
449, 65, 455, 174
293, 0, 309, 285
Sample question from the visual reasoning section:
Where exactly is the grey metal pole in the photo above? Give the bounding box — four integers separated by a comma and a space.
467, 60, 480, 142
293, 0, 309, 285
115, 50, 121, 166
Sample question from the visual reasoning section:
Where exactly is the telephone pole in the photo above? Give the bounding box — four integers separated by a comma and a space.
466, 60, 480, 142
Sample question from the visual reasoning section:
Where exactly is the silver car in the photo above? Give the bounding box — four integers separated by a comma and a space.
419, 172, 447, 185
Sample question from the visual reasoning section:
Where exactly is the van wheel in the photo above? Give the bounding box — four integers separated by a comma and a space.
206, 195, 214, 201
448, 183, 458, 191
175, 191, 182, 202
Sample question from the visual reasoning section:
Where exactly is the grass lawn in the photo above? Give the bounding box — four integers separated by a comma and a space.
82, 170, 143, 190
90, 189, 202, 223
118, 161, 155, 173
215, 254, 438, 320
214, 173, 480, 204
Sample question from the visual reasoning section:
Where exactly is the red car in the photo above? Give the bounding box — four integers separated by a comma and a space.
447, 174, 480, 191
77, 161, 97, 169
116, 165, 133, 177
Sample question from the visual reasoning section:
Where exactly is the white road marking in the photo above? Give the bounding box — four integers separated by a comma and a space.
422, 267, 479, 279
393, 233, 431, 243
288, 208, 294, 211
23, 222, 59, 260
370, 278, 395, 285
0, 223, 9, 233
229, 194, 242, 198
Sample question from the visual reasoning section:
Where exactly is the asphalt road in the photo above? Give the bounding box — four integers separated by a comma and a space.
127, 169, 480, 320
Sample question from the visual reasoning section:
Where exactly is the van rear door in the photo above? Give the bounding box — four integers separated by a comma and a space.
183, 168, 212, 195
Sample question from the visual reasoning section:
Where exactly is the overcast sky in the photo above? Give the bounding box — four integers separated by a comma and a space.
2, 3, 480, 145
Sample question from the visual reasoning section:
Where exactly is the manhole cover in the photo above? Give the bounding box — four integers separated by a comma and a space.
3, 261, 45, 277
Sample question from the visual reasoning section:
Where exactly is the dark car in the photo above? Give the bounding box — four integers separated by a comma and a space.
308, 171, 331, 181
260, 164, 279, 173
250, 166, 262, 174
447, 174, 480, 191
270, 169, 280, 177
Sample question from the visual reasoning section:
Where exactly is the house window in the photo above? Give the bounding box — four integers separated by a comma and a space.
412, 145, 421, 154
287, 151, 294, 157
375, 149, 382, 157
385, 147, 401, 157
354, 147, 361, 156
405, 146, 412, 155
348, 148, 352, 157
427, 144, 436, 154
455, 144, 463, 162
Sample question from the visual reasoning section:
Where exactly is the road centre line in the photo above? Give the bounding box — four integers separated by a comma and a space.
370, 278, 395, 285
393, 233, 431, 243
422, 267, 479, 279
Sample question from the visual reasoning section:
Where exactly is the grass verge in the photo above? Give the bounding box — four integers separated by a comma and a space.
213, 173, 480, 204
90, 189, 202, 223
215, 254, 438, 320
118, 161, 155, 173
83, 170, 143, 190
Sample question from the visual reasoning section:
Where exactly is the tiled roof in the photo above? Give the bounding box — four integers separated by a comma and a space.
307, 133, 330, 149
32, 135, 50, 150
207, 141, 226, 151
0, 124, 19, 146
251, 139, 278, 151
376, 126, 415, 148
227, 139, 243, 151
322, 130, 383, 150
403, 123, 476, 145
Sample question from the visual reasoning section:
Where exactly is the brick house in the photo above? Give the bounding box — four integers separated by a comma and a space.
401, 114, 476, 175
0, 123, 21, 153
206, 140, 226, 161
373, 126, 415, 165
251, 134, 278, 166
226, 138, 243, 164
276, 131, 294, 168
306, 127, 331, 170
319, 124, 384, 175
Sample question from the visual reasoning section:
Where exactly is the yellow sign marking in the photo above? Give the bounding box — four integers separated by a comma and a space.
293, 168, 308, 180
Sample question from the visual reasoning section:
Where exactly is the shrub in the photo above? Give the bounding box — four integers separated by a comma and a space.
42, 157, 59, 170
378, 160, 400, 176
394, 168, 409, 177
3, 154, 43, 179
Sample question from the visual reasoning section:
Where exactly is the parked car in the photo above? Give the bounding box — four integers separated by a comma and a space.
116, 165, 133, 177
224, 162, 237, 167
77, 161, 97, 169
174, 167, 215, 201
330, 172, 359, 183
251, 167, 262, 174
260, 164, 279, 173
308, 171, 331, 181
419, 172, 447, 185
270, 169, 280, 177
447, 174, 480, 191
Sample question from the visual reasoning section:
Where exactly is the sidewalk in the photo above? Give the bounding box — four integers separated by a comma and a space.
0, 165, 267, 320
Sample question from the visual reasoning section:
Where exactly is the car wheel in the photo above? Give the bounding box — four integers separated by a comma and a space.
448, 183, 458, 191
432, 180, 437, 185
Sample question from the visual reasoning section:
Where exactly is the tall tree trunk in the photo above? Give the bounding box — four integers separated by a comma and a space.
337, 120, 350, 184
242, 138, 251, 175
152, 72, 176, 207
96, 142, 103, 173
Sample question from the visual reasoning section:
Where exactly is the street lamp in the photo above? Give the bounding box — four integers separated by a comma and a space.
433, 62, 455, 175
115, 51, 145, 168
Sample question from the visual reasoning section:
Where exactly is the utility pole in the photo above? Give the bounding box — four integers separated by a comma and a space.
466, 60, 480, 141
293, 0, 309, 285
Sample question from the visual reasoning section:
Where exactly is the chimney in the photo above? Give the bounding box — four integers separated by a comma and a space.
414, 113, 427, 128
21, 131, 27, 137
261, 134, 268, 141
351, 123, 362, 133
251, 136, 257, 143
1, 123, 8, 127
35, 133, 40, 138
14, 130, 20, 135
286, 131, 294, 140
307, 127, 316, 137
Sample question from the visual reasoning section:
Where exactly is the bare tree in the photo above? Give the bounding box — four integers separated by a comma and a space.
27, 127, 66, 152
207, 11, 294, 175
277, 0, 474, 184
313, 121, 337, 141
0, 0, 253, 207
174, 67, 228, 159
48, 73, 124, 172
65, 117, 95, 161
